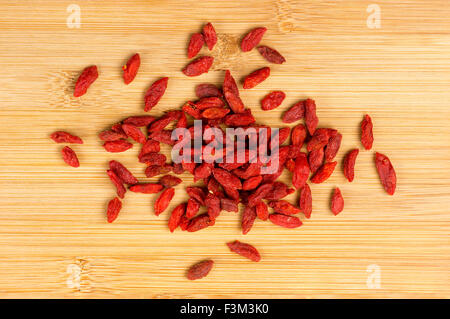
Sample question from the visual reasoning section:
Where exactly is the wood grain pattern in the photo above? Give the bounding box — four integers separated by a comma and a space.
0, 0, 449, 298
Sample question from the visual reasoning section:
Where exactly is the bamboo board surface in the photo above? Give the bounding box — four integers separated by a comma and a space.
0, 0, 449, 298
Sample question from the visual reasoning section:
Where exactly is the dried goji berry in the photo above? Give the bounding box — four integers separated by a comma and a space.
268, 200, 302, 215
308, 147, 324, 174
282, 101, 305, 124
224, 111, 255, 126
343, 149, 359, 182
168, 203, 186, 232
269, 213, 302, 228
51, 131, 83, 144
201, 107, 230, 119
213, 168, 242, 189
261, 91, 285, 111
263, 182, 294, 201
187, 33, 204, 59
107, 197, 122, 223
61, 146, 80, 168
205, 193, 221, 220
220, 198, 239, 212
223, 70, 244, 113
186, 260, 214, 280
375, 152, 396, 195
148, 110, 181, 133
325, 132, 342, 162
159, 175, 182, 188
139, 152, 167, 166
310, 161, 337, 184
111, 123, 125, 134
144, 77, 169, 112
187, 213, 214, 232
195, 84, 222, 99
331, 187, 344, 215
182, 56, 214, 77
74, 65, 98, 97
99, 129, 127, 141
186, 198, 201, 219
242, 175, 263, 190
179, 214, 190, 231
292, 152, 310, 189
255, 201, 268, 221
149, 130, 176, 146
202, 22, 217, 50
182, 101, 202, 119
103, 140, 133, 153
145, 165, 170, 178
257, 45, 286, 64
194, 163, 213, 181
304, 98, 318, 135
123, 53, 140, 85
123, 115, 156, 127
139, 140, 160, 158
186, 186, 207, 205
307, 128, 330, 152
299, 184, 312, 218
242, 205, 257, 235
107, 169, 126, 198
195, 97, 225, 110
227, 240, 261, 262
122, 124, 146, 144
361, 114, 374, 150
241, 27, 267, 52
243, 67, 270, 89
129, 183, 163, 194
291, 124, 307, 148
109, 160, 138, 185
154, 187, 175, 216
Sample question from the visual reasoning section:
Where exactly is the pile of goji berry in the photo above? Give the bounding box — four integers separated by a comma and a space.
50, 23, 397, 280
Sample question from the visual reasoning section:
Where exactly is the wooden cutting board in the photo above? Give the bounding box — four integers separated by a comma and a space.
0, 0, 448, 298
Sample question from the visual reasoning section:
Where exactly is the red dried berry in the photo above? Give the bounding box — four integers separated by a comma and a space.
224, 112, 255, 127
186, 186, 207, 205
261, 91, 285, 111
61, 146, 80, 168
103, 140, 133, 153
154, 187, 175, 216
242, 205, 257, 235
268, 200, 302, 215
325, 132, 342, 162
292, 153, 310, 189
144, 77, 169, 112
242, 175, 263, 190
361, 114, 374, 150
122, 124, 146, 144
307, 128, 331, 152
123, 53, 140, 85
304, 98, 318, 135
129, 183, 163, 194
202, 23, 217, 50
247, 183, 274, 207
195, 97, 225, 110
343, 149, 359, 182
308, 147, 324, 174
139, 140, 161, 158
107, 169, 126, 199
139, 152, 167, 166
186, 198, 201, 219
51, 131, 83, 144
223, 70, 245, 113
282, 101, 305, 123
74, 65, 98, 97
264, 182, 294, 201
182, 56, 214, 77
107, 197, 122, 223
195, 84, 222, 99
299, 184, 312, 218
187, 33, 204, 59
255, 201, 269, 221
310, 161, 337, 184
123, 115, 156, 127
99, 130, 127, 141
205, 193, 221, 220
257, 45, 286, 64
187, 213, 214, 232
243, 67, 270, 89
375, 152, 396, 195
241, 27, 267, 52
159, 175, 182, 188
168, 203, 186, 232
291, 124, 307, 148
331, 187, 344, 215
186, 260, 214, 280
269, 213, 302, 228
227, 240, 261, 262
213, 168, 242, 189
220, 198, 239, 212
109, 160, 138, 185
201, 107, 230, 119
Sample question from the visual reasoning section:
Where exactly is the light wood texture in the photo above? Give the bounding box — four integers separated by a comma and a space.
0, 0, 449, 299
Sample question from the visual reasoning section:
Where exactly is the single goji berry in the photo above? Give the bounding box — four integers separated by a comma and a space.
129, 183, 163, 194
268, 200, 302, 215
224, 111, 255, 127
227, 240, 261, 262
194, 162, 213, 181
144, 77, 169, 112
241, 27, 267, 52
145, 165, 170, 178
107, 197, 122, 223
139, 152, 167, 166
310, 161, 337, 184
261, 91, 285, 111
123, 53, 140, 85
182, 101, 202, 119
186, 260, 214, 280
282, 101, 305, 123
186, 198, 201, 218
292, 152, 310, 189
307, 128, 330, 152
343, 149, 359, 182
195, 83, 222, 99
139, 140, 160, 158
159, 175, 182, 188
201, 107, 230, 119
220, 198, 239, 212
375, 152, 396, 195
291, 124, 307, 148
123, 115, 156, 127
213, 168, 242, 189
195, 97, 225, 110
179, 214, 190, 231
324, 132, 342, 162
186, 186, 207, 205
148, 110, 181, 133
361, 114, 374, 150
187, 33, 204, 59
99, 129, 127, 141
107, 169, 126, 198
187, 213, 214, 232
109, 160, 138, 185
74, 65, 98, 97
257, 45, 286, 64
243, 67, 270, 89
103, 140, 133, 153
299, 184, 312, 218
255, 201, 269, 221
154, 187, 175, 216
331, 187, 344, 215
149, 130, 176, 146
205, 193, 221, 220
61, 146, 80, 168
308, 147, 324, 174
122, 123, 146, 144
51, 131, 83, 144
168, 203, 186, 232
269, 213, 302, 228
242, 205, 257, 235
202, 22, 217, 50
182, 56, 214, 77
242, 175, 263, 190
263, 182, 294, 201
304, 98, 318, 135
223, 70, 245, 113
